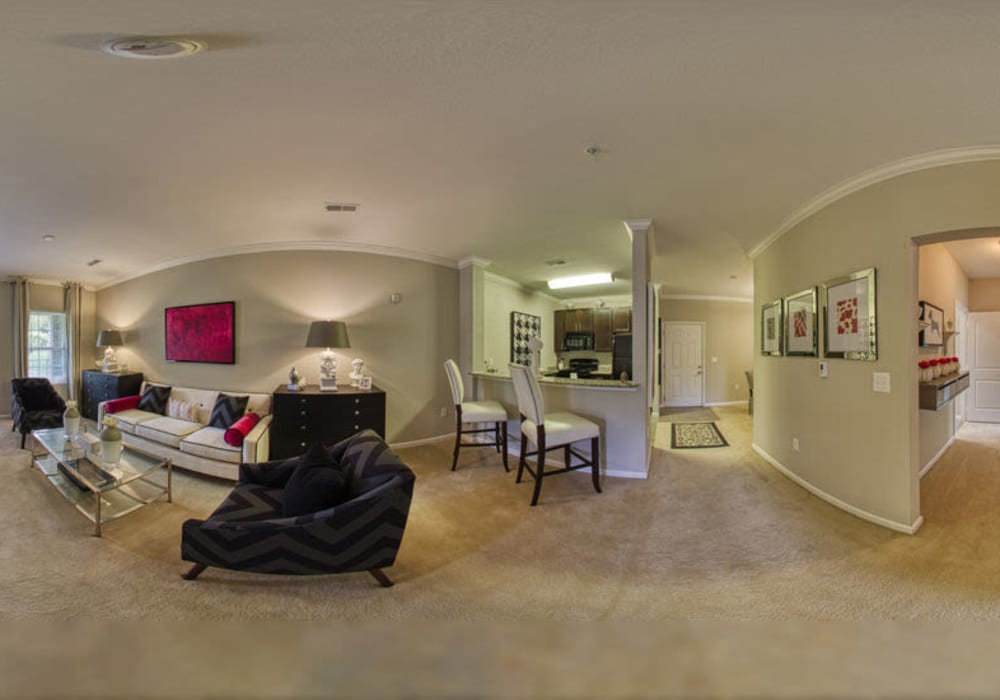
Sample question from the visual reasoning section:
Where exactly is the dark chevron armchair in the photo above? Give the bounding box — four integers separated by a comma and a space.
11, 378, 67, 449
180, 430, 415, 587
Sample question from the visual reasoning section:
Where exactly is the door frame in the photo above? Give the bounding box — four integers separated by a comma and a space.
661, 320, 706, 407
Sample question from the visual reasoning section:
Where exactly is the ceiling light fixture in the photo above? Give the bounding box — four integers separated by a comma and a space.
544, 259, 567, 267
325, 203, 359, 212
42, 235, 55, 242
585, 145, 602, 156
547, 272, 613, 290
102, 37, 205, 60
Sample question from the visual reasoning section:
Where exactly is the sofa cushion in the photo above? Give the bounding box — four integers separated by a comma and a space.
180, 427, 242, 464
282, 443, 349, 517
110, 409, 160, 434
224, 412, 260, 447
208, 394, 249, 429
168, 398, 199, 422
135, 416, 203, 448
138, 385, 171, 415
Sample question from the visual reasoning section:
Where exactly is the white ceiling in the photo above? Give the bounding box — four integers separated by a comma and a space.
943, 237, 1000, 279
7, 2, 1000, 298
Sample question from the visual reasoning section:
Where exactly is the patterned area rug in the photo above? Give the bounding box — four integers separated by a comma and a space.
670, 422, 728, 449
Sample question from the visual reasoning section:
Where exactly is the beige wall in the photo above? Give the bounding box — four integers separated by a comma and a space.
969, 279, 1000, 311
483, 273, 558, 373
754, 160, 1000, 531
96, 250, 459, 444
661, 298, 753, 405
916, 243, 968, 470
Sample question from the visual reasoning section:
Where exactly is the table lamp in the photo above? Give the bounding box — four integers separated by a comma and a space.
96, 329, 123, 373
306, 320, 350, 391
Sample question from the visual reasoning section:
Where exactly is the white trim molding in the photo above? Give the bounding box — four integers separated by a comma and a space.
389, 433, 453, 450
751, 145, 1000, 259
661, 294, 753, 304
705, 401, 746, 407
920, 434, 957, 479
457, 256, 492, 270
97, 241, 460, 291
753, 443, 923, 534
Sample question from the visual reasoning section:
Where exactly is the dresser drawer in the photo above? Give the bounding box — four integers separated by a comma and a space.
270, 385, 387, 459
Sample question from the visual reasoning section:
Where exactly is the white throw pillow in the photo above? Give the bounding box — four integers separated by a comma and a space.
168, 399, 198, 422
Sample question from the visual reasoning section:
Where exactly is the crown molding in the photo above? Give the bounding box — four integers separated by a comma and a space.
484, 270, 559, 302
750, 145, 1000, 259
457, 256, 492, 270
95, 241, 460, 291
661, 294, 753, 304
623, 218, 653, 242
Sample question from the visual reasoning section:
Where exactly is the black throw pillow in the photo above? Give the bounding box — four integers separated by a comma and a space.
208, 393, 249, 429
137, 385, 171, 415
282, 442, 349, 517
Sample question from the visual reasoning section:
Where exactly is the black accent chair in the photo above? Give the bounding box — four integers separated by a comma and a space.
10, 378, 67, 449
180, 430, 415, 587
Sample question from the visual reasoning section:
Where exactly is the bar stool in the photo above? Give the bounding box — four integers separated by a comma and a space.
508, 363, 602, 506
444, 359, 509, 471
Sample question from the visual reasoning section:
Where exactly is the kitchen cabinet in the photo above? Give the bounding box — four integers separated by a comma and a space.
553, 311, 566, 355
594, 308, 613, 351
271, 384, 386, 459
612, 307, 632, 333
554, 308, 593, 351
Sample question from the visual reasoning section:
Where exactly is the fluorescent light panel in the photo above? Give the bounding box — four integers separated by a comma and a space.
547, 272, 613, 290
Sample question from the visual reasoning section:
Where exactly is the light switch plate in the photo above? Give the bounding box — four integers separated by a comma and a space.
873, 371, 891, 393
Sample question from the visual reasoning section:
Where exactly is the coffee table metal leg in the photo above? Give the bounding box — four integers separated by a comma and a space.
95, 494, 102, 537
167, 460, 173, 503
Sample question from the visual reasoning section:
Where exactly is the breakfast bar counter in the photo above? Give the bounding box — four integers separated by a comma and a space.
470, 370, 647, 478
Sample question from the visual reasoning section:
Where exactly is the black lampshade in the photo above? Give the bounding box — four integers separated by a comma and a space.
96, 329, 123, 347
305, 320, 350, 349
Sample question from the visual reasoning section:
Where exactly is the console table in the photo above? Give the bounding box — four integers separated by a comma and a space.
81, 370, 144, 421
270, 384, 386, 459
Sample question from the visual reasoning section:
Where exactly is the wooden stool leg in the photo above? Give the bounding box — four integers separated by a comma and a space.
500, 421, 509, 472
516, 432, 528, 483
181, 563, 207, 580
591, 436, 602, 493
530, 433, 546, 506
494, 423, 502, 453
450, 415, 462, 471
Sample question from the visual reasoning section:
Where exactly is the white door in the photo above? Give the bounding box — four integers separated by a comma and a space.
966, 312, 1000, 423
955, 302, 968, 428
662, 322, 704, 406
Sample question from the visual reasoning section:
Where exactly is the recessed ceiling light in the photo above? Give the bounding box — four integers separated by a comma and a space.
102, 37, 205, 60
42, 235, 55, 242
547, 272, 613, 290
585, 145, 602, 156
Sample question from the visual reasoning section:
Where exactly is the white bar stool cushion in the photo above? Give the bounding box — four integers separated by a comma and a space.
461, 400, 508, 423
520, 412, 599, 448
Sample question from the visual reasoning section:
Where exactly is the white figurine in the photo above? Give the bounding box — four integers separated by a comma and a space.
349, 358, 365, 387
288, 366, 305, 391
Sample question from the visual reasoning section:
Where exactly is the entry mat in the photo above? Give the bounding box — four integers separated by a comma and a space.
670, 422, 728, 449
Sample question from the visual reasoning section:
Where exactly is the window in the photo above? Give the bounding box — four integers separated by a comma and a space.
28, 311, 68, 384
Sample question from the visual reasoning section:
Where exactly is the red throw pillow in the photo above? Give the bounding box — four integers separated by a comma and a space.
104, 395, 140, 414
224, 412, 261, 447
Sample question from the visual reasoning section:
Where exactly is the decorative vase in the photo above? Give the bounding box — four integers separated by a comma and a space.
63, 401, 81, 439
100, 416, 123, 465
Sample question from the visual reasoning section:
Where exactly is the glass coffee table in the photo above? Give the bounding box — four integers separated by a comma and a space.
30, 427, 172, 536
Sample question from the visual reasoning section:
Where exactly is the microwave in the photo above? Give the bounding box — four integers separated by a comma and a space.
563, 332, 595, 351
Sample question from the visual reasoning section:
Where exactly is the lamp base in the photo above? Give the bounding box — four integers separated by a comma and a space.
319, 377, 338, 392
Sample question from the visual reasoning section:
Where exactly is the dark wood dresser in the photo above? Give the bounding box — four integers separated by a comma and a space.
270, 384, 386, 459
80, 370, 144, 420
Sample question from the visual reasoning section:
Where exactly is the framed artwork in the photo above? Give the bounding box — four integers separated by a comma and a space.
784, 287, 818, 356
358, 376, 373, 390
761, 299, 783, 356
919, 301, 944, 347
164, 301, 236, 364
510, 311, 541, 365
822, 267, 877, 360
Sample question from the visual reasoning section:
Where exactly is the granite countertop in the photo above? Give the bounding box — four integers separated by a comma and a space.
472, 370, 638, 390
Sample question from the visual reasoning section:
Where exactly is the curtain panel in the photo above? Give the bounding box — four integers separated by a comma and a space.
63, 282, 83, 401
11, 278, 30, 379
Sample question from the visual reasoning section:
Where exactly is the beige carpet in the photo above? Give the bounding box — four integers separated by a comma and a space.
6, 410, 1000, 697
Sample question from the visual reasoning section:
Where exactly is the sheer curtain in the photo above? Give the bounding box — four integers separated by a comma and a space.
63, 282, 83, 401
11, 278, 30, 378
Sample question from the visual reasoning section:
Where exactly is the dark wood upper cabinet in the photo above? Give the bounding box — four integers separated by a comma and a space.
594, 308, 613, 351
612, 307, 632, 333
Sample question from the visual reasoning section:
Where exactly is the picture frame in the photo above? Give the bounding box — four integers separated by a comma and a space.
164, 301, 236, 364
783, 287, 818, 356
918, 301, 944, 347
358, 376, 373, 390
510, 311, 542, 365
761, 299, 783, 356
822, 267, 877, 360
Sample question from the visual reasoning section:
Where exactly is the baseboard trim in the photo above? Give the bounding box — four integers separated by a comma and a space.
389, 433, 452, 449
752, 443, 923, 534
705, 401, 747, 407
920, 435, 957, 479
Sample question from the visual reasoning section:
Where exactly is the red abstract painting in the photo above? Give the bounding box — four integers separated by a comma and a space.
165, 301, 235, 364
793, 309, 808, 338
836, 298, 858, 335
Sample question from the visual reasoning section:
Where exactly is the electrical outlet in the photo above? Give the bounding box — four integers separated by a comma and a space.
439, 407, 448, 417
792, 437, 800, 452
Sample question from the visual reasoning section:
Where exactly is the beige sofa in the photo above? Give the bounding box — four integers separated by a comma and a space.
97, 382, 273, 480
